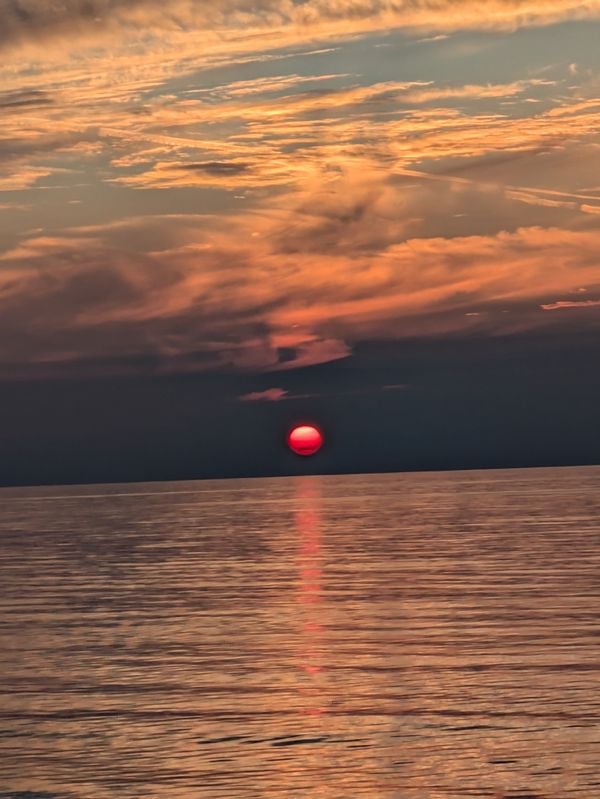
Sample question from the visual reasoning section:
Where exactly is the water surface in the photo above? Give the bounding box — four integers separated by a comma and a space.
1, 467, 599, 798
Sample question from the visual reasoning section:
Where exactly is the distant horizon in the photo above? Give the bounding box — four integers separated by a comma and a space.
2, 458, 599, 493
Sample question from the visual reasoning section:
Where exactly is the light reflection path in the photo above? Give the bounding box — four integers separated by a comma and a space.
280, 476, 344, 799
294, 476, 328, 719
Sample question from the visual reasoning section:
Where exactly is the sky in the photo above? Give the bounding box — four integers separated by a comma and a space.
0, 0, 599, 485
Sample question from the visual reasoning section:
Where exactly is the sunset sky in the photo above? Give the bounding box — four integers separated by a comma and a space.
1, 0, 599, 485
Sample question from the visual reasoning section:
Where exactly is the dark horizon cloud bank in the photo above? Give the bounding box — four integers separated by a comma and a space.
1, 332, 598, 487
0, 0, 599, 483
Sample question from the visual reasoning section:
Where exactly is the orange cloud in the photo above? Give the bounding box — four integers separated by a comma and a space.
399, 79, 554, 104
3, 0, 599, 57
581, 204, 600, 215
1, 177, 599, 378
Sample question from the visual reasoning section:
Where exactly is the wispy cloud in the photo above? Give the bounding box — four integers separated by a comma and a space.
239, 387, 289, 401
0, 187, 598, 378
541, 299, 600, 310
2, 0, 599, 55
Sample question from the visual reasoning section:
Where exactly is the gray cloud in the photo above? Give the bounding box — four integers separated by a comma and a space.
0, 0, 152, 46
0, 130, 99, 164
0, 220, 335, 377
0, 0, 284, 49
0, 88, 53, 109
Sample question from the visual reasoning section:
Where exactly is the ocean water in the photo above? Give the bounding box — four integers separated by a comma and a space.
0, 466, 599, 799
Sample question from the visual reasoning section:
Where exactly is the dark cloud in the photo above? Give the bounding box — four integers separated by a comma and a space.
1, 0, 597, 52
276, 346, 297, 364
0, 88, 53, 109
0, 207, 598, 380
0, 0, 152, 47
0, 793, 61, 799
0, 0, 284, 49
0, 130, 98, 164
0, 240, 281, 377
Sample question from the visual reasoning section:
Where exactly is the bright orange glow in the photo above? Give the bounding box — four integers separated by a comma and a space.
288, 425, 324, 456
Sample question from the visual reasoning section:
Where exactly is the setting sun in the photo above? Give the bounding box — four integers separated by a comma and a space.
287, 425, 324, 456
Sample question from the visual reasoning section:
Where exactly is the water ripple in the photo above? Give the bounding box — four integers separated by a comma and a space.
1, 466, 599, 798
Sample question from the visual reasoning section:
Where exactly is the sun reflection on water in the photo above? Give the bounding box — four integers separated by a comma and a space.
294, 476, 329, 719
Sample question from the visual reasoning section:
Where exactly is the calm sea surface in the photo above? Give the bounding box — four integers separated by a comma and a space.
0, 466, 599, 799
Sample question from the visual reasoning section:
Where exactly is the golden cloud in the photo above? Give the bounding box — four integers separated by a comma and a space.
2, 0, 600, 57
1, 177, 599, 377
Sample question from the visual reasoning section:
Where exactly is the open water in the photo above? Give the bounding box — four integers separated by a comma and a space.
0, 466, 599, 798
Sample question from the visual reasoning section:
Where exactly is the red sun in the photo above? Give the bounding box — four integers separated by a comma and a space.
287, 425, 324, 456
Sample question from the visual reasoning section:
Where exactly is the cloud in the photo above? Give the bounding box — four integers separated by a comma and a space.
0, 165, 56, 191
0, 128, 101, 191
0, 211, 356, 376
0, 186, 599, 379
0, 88, 53, 109
398, 79, 554, 105
193, 72, 351, 99
92, 77, 600, 198
0, 0, 159, 49
268, 337, 351, 370
238, 382, 410, 401
239, 387, 288, 401
540, 299, 600, 310
0, 202, 30, 211
1, 8, 598, 207
2, 0, 599, 56
505, 189, 577, 209
178, 161, 251, 176
0, 132, 97, 164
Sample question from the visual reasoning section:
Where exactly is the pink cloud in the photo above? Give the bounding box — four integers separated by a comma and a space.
540, 299, 600, 311
238, 387, 288, 401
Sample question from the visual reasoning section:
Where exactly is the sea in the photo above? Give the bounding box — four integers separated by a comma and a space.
0, 466, 599, 799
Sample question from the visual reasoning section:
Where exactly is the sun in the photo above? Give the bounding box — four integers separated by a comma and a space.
287, 425, 324, 456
